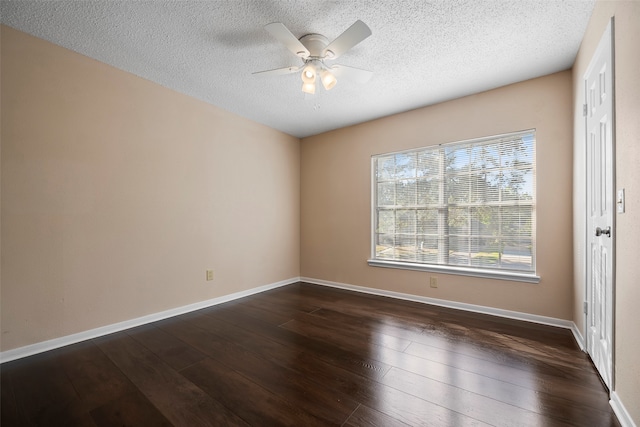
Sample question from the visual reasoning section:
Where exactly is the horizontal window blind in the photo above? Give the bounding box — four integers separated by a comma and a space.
372, 130, 536, 273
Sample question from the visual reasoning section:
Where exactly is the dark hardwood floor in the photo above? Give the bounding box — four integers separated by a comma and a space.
1, 282, 620, 426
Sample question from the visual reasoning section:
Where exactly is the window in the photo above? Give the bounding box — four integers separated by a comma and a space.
369, 130, 538, 283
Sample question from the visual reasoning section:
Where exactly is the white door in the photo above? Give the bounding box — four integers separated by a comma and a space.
585, 18, 615, 390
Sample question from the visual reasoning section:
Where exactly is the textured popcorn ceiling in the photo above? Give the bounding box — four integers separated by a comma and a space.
1, 1, 595, 138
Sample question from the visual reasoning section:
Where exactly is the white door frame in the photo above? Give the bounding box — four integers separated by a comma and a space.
584, 17, 615, 391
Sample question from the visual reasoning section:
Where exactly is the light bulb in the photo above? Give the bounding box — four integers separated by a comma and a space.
320, 69, 337, 90
301, 64, 316, 84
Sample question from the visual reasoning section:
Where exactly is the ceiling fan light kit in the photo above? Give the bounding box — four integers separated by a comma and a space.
300, 60, 337, 92
254, 20, 373, 95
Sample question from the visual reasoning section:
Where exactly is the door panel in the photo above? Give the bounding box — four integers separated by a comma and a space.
585, 19, 614, 390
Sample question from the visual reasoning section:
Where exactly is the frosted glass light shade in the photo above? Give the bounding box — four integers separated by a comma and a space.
301, 81, 316, 94
320, 69, 337, 90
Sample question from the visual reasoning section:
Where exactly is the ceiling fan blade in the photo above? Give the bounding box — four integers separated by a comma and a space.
323, 20, 372, 59
330, 65, 373, 84
264, 23, 310, 58
252, 66, 300, 76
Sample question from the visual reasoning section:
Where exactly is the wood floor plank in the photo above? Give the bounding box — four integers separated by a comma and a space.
205, 306, 495, 426
310, 305, 544, 368
206, 303, 392, 381
240, 287, 323, 314
89, 390, 173, 427
343, 404, 413, 427
379, 341, 614, 422
210, 306, 407, 395
299, 310, 413, 352
188, 309, 486, 427
181, 357, 329, 426
402, 341, 611, 408
278, 315, 403, 356
0, 367, 23, 426
94, 332, 249, 427
233, 298, 311, 325
126, 323, 207, 371
296, 286, 596, 377
57, 340, 138, 411
281, 283, 453, 330
204, 303, 516, 427
311, 304, 591, 373
382, 366, 576, 427
296, 282, 580, 351
385, 364, 618, 426
158, 316, 360, 425
360, 379, 493, 427
216, 286, 609, 410
4, 349, 96, 426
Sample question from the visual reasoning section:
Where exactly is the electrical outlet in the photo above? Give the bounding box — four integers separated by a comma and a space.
429, 277, 438, 288
206, 269, 214, 281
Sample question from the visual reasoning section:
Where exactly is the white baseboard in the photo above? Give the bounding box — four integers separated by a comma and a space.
0, 277, 300, 364
570, 322, 586, 351
301, 276, 576, 331
610, 391, 638, 427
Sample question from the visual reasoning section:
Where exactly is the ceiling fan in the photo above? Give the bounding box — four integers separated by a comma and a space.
253, 20, 373, 94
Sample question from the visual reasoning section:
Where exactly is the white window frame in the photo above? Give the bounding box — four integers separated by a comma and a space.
368, 130, 540, 284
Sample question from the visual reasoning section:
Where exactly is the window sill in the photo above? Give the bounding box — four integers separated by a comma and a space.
367, 259, 540, 284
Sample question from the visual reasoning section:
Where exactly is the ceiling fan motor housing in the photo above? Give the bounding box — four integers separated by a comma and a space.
299, 34, 331, 59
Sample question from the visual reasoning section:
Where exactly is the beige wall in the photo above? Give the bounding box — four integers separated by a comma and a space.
0, 26, 300, 352
301, 71, 574, 320
572, 1, 640, 424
